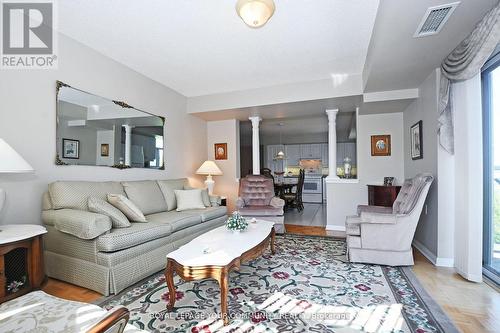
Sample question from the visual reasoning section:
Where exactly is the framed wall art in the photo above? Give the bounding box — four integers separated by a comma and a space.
371, 135, 391, 156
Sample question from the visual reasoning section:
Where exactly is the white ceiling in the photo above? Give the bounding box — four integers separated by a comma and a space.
58, 0, 379, 97
363, 0, 498, 92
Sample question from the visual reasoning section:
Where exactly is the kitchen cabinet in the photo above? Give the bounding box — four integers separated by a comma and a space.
300, 144, 321, 159
285, 144, 301, 166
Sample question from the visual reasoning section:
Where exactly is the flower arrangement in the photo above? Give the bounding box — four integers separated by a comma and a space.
226, 211, 248, 232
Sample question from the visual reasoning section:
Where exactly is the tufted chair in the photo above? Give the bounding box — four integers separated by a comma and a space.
236, 175, 286, 233
345, 173, 434, 266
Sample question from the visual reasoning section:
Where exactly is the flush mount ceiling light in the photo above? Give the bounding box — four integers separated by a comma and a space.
236, 0, 275, 28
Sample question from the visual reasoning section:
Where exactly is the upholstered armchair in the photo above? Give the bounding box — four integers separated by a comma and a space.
236, 175, 286, 233
345, 173, 434, 266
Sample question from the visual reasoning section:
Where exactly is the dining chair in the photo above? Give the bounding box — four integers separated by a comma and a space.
282, 169, 305, 212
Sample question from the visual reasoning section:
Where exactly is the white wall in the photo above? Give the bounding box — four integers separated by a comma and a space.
206, 120, 240, 211
326, 112, 404, 229
0, 33, 207, 224
403, 68, 454, 266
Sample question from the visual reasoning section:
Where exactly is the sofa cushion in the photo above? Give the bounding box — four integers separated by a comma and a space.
122, 180, 168, 215
48, 181, 125, 210
88, 197, 131, 228
96, 219, 173, 252
183, 206, 227, 222
146, 211, 202, 233
185, 185, 211, 207
157, 179, 187, 211
175, 189, 205, 211
107, 194, 146, 222
239, 205, 283, 216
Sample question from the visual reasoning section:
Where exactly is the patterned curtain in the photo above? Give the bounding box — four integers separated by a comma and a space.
438, 3, 500, 154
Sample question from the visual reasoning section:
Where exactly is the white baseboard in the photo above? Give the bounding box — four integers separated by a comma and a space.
412, 240, 454, 267
326, 225, 346, 232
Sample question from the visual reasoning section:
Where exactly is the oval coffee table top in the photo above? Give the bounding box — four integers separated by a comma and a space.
167, 220, 275, 267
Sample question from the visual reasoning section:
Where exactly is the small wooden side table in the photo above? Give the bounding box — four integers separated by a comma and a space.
0, 225, 47, 303
367, 185, 402, 207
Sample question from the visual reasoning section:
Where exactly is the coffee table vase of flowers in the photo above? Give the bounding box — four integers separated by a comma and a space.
226, 211, 248, 233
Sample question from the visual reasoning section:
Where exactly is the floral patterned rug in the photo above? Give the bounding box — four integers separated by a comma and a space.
98, 234, 457, 333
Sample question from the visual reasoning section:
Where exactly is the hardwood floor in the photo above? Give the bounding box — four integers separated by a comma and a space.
43, 225, 500, 332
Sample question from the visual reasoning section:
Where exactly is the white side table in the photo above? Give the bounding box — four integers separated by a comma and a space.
0, 224, 47, 302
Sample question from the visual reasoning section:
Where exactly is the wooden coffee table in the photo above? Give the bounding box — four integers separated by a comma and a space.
165, 220, 276, 325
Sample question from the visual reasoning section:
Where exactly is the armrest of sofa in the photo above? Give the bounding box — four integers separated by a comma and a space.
236, 197, 245, 209
359, 211, 400, 224
270, 197, 285, 208
42, 209, 112, 240
357, 205, 393, 215
209, 194, 221, 207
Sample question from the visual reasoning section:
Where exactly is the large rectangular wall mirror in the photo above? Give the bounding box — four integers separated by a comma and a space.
56, 81, 165, 169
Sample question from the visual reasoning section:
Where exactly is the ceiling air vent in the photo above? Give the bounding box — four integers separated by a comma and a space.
414, 2, 460, 38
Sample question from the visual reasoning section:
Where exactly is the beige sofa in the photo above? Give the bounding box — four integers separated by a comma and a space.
42, 179, 227, 296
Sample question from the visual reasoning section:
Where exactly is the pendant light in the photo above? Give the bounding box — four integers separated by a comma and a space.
275, 123, 285, 160
236, 0, 275, 28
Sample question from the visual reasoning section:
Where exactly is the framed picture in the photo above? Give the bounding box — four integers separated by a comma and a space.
214, 143, 227, 160
101, 144, 109, 157
410, 120, 423, 160
384, 177, 395, 186
371, 135, 391, 156
62, 139, 80, 159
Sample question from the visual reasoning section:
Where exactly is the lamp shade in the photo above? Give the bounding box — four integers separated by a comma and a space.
0, 139, 34, 173
196, 160, 222, 176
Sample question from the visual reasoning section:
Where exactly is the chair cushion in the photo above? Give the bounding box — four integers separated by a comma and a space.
239, 205, 283, 216
146, 211, 202, 233
157, 179, 188, 211
0, 291, 146, 333
48, 181, 125, 210
122, 180, 168, 215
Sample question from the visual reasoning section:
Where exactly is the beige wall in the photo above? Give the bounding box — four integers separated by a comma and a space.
0, 33, 207, 224
206, 120, 240, 211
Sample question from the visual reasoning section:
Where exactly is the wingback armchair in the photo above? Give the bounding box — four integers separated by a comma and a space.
236, 175, 286, 233
345, 173, 434, 266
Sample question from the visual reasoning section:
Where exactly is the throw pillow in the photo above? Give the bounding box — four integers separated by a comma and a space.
107, 194, 147, 222
88, 197, 131, 228
174, 189, 206, 211
184, 185, 211, 207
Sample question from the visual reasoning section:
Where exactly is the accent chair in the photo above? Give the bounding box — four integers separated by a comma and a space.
236, 174, 286, 233
345, 173, 434, 266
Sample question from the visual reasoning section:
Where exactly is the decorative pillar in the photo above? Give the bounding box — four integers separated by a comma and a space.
326, 109, 339, 180
123, 125, 133, 166
249, 116, 262, 175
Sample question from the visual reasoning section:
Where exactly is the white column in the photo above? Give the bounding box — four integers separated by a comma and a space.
123, 125, 133, 166
249, 116, 262, 175
326, 109, 339, 180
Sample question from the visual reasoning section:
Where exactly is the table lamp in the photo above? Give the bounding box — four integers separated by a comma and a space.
0, 139, 34, 214
196, 160, 223, 195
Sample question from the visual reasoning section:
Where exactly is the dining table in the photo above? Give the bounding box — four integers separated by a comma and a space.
274, 182, 296, 198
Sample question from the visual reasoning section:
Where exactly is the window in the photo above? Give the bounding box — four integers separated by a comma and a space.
482, 48, 500, 285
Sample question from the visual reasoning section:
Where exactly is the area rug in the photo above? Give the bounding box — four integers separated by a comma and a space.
98, 234, 458, 333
